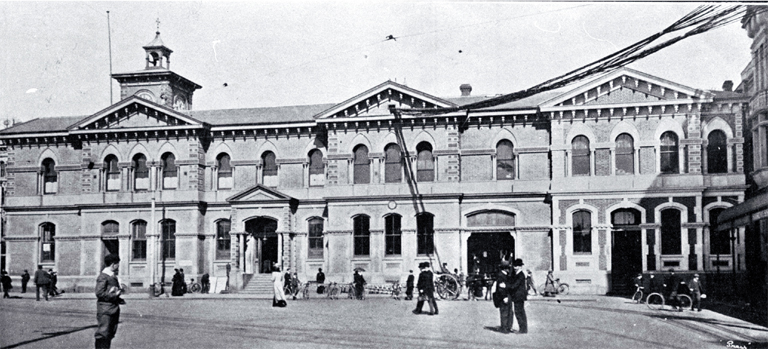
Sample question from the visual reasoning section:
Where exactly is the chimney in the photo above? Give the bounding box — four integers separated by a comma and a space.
460, 83, 472, 97
722, 80, 733, 92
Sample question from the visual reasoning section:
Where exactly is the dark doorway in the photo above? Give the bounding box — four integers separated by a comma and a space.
467, 232, 514, 277
102, 239, 119, 269
611, 209, 643, 295
245, 217, 278, 274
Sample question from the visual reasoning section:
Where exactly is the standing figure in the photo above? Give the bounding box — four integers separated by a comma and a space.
225, 263, 231, 291
688, 273, 704, 312
509, 258, 528, 333
200, 273, 210, 294
48, 270, 60, 297
272, 266, 287, 307
316, 268, 326, 294
179, 269, 187, 294
2, 271, 12, 298
21, 270, 30, 293
664, 269, 681, 311
353, 270, 366, 300
492, 260, 514, 333
290, 273, 301, 300
543, 270, 557, 297
33, 265, 50, 301
405, 270, 415, 301
412, 262, 438, 315
525, 270, 536, 296
171, 269, 183, 296
95, 254, 125, 349
284, 268, 292, 295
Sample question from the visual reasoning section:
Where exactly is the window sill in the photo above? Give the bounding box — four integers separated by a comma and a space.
573, 252, 593, 256
130, 260, 147, 263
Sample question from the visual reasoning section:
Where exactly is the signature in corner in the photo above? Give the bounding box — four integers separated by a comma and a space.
726, 340, 749, 349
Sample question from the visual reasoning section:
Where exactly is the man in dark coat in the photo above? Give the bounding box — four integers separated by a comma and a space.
171, 269, 183, 296
33, 265, 50, 301
412, 262, 438, 315
353, 270, 366, 300
405, 270, 415, 300
493, 260, 514, 333
509, 258, 528, 333
200, 273, 210, 294
48, 270, 60, 297
688, 273, 704, 312
316, 268, 325, 294
95, 253, 125, 349
2, 270, 12, 298
664, 269, 681, 311
21, 270, 30, 293
179, 269, 187, 294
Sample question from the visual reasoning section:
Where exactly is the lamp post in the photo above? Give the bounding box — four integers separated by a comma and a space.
730, 228, 737, 298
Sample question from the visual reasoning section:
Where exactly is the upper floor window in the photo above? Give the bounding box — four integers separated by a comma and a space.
132, 220, 147, 261
660, 209, 682, 255
309, 150, 324, 187
416, 142, 434, 182
217, 153, 233, 189
262, 151, 278, 187
104, 155, 120, 191
0, 161, 6, 177
216, 219, 231, 260
709, 208, 730, 255
162, 153, 177, 190
353, 215, 370, 256
353, 145, 370, 184
615, 134, 634, 175
496, 140, 515, 180
572, 210, 592, 253
660, 132, 679, 174
707, 130, 727, 174
161, 219, 176, 259
133, 154, 149, 191
385, 144, 402, 183
42, 158, 57, 194
308, 218, 324, 259
40, 222, 55, 262
385, 214, 402, 255
571, 136, 590, 176
417, 213, 434, 255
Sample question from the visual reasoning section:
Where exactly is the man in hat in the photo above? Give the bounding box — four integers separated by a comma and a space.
509, 258, 528, 333
413, 262, 437, 315
492, 260, 514, 333
95, 253, 125, 349
405, 270, 415, 300
663, 268, 681, 311
33, 265, 50, 301
688, 274, 704, 312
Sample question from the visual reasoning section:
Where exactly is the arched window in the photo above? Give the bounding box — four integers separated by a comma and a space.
217, 153, 233, 189
572, 211, 592, 253
661, 209, 681, 255
132, 220, 147, 261
262, 151, 278, 187
385, 214, 402, 255
162, 153, 177, 189
467, 210, 516, 227
216, 219, 231, 260
133, 154, 149, 191
417, 213, 434, 255
660, 132, 679, 174
416, 142, 434, 182
104, 155, 120, 191
709, 208, 730, 255
353, 145, 370, 184
571, 136, 590, 176
615, 134, 634, 175
385, 144, 402, 183
309, 150, 325, 186
707, 130, 728, 173
496, 140, 515, 180
612, 209, 640, 226
161, 219, 176, 259
42, 158, 58, 194
308, 218, 324, 259
40, 223, 55, 262
353, 215, 370, 256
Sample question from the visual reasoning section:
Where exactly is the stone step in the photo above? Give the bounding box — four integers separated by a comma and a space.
241, 275, 275, 294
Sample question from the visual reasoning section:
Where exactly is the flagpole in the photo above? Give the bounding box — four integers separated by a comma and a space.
107, 11, 113, 104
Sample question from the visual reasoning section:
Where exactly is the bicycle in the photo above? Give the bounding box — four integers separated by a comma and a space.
631, 287, 644, 303
187, 279, 202, 294
538, 278, 570, 296
297, 282, 311, 300
347, 283, 367, 300
325, 282, 340, 300
434, 273, 461, 300
646, 292, 692, 311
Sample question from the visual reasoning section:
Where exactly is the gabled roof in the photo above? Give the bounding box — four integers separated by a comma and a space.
0, 115, 86, 135
190, 104, 335, 126
226, 184, 295, 203
68, 95, 205, 131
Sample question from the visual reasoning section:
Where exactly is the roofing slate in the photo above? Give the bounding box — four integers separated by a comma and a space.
189, 103, 337, 126
0, 115, 86, 134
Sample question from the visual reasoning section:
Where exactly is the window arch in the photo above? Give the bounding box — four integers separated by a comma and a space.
661, 209, 682, 255
496, 140, 515, 180
262, 151, 278, 187
417, 212, 434, 255
309, 149, 324, 186
467, 210, 516, 227
132, 154, 149, 191
104, 155, 120, 191
615, 133, 634, 175
308, 217, 324, 259
353, 145, 370, 184
40, 222, 56, 262
385, 214, 402, 255
353, 215, 370, 256
709, 208, 729, 255
612, 208, 641, 226
660, 132, 679, 174
102, 221, 119, 236
572, 210, 592, 253
707, 130, 728, 173
216, 219, 231, 260
416, 142, 434, 182
42, 158, 57, 194
217, 153, 233, 189
161, 219, 176, 259
161, 152, 177, 189
385, 144, 402, 183
132, 220, 147, 261
571, 136, 590, 176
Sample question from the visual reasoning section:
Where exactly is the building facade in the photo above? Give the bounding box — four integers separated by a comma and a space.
0, 31, 748, 294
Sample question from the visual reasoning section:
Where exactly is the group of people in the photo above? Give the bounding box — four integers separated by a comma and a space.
29, 266, 62, 301
633, 269, 706, 311
491, 258, 528, 334
169, 269, 211, 296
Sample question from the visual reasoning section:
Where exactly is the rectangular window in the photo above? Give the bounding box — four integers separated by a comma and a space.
385, 215, 401, 255
417, 214, 434, 255
661, 210, 682, 255
573, 211, 592, 254
308, 219, 324, 259
354, 216, 370, 256
132, 222, 147, 260
216, 220, 231, 260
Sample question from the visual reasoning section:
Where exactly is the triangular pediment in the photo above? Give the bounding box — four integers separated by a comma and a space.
314, 81, 458, 119
539, 68, 715, 108
68, 96, 203, 131
226, 184, 294, 203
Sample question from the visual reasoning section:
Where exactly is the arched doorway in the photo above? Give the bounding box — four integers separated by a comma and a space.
101, 221, 119, 269
611, 208, 643, 295
467, 232, 515, 277
245, 217, 278, 274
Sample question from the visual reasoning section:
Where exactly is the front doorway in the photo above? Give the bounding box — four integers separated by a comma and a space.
611, 209, 643, 295
102, 239, 119, 269
245, 217, 278, 274
467, 232, 515, 277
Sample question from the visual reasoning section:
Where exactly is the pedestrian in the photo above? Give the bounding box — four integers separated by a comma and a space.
632, 273, 644, 294
543, 270, 557, 297
171, 269, 183, 296
492, 260, 514, 333
200, 273, 210, 294
483, 273, 492, 300
179, 268, 187, 294
353, 269, 366, 300
526, 270, 537, 296
412, 262, 438, 315
33, 265, 50, 301
225, 263, 231, 291
509, 258, 528, 333
405, 270, 415, 300
664, 268, 681, 311
647, 273, 663, 294
688, 274, 705, 312
316, 268, 326, 294
284, 268, 292, 295
48, 270, 60, 297
290, 272, 301, 300
2, 270, 12, 298
95, 253, 125, 349
272, 265, 287, 307
21, 270, 30, 293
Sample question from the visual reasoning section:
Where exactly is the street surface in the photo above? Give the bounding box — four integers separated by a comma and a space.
1, 292, 767, 349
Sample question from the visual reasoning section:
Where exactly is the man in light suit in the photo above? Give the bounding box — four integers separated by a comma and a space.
95, 254, 125, 349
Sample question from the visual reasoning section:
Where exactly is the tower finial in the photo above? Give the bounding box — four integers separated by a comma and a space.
156, 18, 160, 33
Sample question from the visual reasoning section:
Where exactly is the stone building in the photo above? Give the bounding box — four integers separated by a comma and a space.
0, 31, 748, 294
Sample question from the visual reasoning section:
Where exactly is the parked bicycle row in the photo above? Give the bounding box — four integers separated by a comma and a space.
630, 269, 706, 312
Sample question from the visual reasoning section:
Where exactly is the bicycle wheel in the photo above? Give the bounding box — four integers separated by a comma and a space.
189, 283, 202, 293
646, 292, 665, 310
437, 274, 461, 300
678, 294, 692, 310
557, 283, 570, 295
631, 290, 643, 303
537, 283, 546, 296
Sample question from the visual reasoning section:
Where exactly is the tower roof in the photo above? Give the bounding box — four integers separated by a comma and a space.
143, 31, 173, 53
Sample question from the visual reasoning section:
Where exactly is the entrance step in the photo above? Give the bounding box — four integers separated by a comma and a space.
241, 274, 274, 294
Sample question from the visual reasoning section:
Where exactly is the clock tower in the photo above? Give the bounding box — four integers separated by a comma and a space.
112, 25, 201, 111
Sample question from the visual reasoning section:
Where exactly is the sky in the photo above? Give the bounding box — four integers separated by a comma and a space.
0, 2, 755, 125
